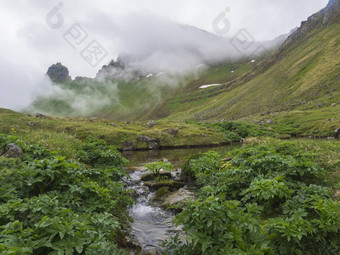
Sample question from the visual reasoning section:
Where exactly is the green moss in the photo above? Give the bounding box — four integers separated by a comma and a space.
144, 181, 185, 191
155, 187, 170, 199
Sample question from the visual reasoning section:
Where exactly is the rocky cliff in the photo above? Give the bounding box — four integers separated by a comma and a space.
284, 0, 340, 46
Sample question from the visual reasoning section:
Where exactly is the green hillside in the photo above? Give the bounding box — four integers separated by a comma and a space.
35, 2, 340, 138
1, 2, 340, 254
10, 0, 340, 139
29, 61, 254, 122
0, 108, 233, 156
164, 23, 340, 121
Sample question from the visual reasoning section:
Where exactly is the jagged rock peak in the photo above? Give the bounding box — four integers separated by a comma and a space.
323, 0, 340, 24
46, 62, 71, 84
327, 0, 340, 8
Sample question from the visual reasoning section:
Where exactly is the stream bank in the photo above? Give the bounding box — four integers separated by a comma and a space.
123, 144, 239, 254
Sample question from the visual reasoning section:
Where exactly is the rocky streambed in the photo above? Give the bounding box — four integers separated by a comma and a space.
122, 145, 238, 254
125, 168, 195, 254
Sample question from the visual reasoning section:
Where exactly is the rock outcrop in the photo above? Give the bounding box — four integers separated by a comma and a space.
146, 121, 157, 128
167, 128, 179, 136
46, 62, 71, 84
122, 140, 135, 151
1, 143, 23, 159
138, 135, 160, 150
324, 0, 340, 24
161, 188, 195, 209
138, 135, 159, 143
284, 0, 340, 48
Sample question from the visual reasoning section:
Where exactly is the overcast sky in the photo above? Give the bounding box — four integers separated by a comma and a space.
0, 0, 328, 109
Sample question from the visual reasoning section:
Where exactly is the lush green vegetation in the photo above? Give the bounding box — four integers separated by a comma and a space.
30, 69, 195, 120
162, 24, 340, 124
144, 161, 174, 175
0, 108, 230, 155
18, 22, 340, 140
151, 61, 254, 119
32, 59, 254, 121
0, 134, 132, 254
22, 8, 340, 141
250, 108, 340, 138
0, 4, 339, 254
0, 126, 338, 254
167, 139, 340, 255
200, 121, 275, 141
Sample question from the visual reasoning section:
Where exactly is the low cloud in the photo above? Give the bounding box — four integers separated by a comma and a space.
0, 0, 328, 112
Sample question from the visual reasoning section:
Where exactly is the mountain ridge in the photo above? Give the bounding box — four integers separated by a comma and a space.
26, 0, 340, 139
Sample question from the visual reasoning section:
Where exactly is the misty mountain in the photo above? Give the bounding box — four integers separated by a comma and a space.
95, 21, 290, 81
32, 0, 339, 122
97, 20, 289, 77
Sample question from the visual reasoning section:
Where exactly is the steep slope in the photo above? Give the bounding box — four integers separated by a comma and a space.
29, 20, 286, 120
26, 0, 339, 138
159, 0, 339, 128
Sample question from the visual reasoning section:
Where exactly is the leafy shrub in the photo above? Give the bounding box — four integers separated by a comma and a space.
167, 199, 268, 255
201, 121, 274, 140
180, 151, 222, 184
77, 136, 128, 169
167, 142, 340, 255
0, 134, 132, 254
154, 175, 170, 182
0, 134, 52, 162
144, 161, 174, 175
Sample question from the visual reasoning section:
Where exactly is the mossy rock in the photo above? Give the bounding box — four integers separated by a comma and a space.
161, 188, 195, 209
144, 181, 185, 191
155, 187, 170, 198
149, 187, 171, 207
141, 172, 172, 181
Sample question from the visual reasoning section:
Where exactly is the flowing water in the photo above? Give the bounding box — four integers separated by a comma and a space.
127, 170, 183, 253
122, 144, 240, 254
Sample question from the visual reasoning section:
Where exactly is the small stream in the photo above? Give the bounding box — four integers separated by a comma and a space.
127, 170, 183, 253
122, 145, 240, 254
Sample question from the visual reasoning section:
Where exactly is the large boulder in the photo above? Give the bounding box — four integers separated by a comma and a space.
168, 128, 179, 135
138, 135, 160, 150
146, 121, 157, 128
122, 140, 135, 151
149, 187, 171, 207
138, 135, 159, 143
161, 188, 195, 209
148, 142, 159, 150
1, 143, 23, 159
